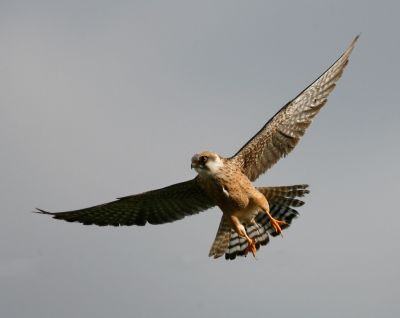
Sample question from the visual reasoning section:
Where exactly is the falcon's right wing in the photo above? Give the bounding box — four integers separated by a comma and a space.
36, 178, 215, 226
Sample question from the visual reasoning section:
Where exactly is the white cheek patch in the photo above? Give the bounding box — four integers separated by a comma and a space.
207, 157, 224, 173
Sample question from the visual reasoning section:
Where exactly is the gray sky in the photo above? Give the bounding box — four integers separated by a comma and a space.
1, 1, 400, 317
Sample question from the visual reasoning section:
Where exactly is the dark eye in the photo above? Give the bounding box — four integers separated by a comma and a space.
200, 156, 208, 163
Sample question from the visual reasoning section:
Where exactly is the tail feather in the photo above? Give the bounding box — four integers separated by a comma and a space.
225, 221, 270, 260
209, 184, 309, 260
208, 216, 232, 258
258, 184, 309, 198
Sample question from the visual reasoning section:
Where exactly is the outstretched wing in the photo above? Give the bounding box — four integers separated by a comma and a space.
36, 178, 215, 226
229, 36, 359, 181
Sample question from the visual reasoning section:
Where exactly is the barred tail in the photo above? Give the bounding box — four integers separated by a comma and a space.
209, 184, 310, 260
256, 184, 310, 237
208, 216, 232, 258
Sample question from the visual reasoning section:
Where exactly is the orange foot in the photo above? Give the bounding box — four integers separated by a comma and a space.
246, 238, 257, 258
270, 217, 287, 236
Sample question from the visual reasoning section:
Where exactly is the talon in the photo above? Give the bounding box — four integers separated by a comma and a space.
246, 238, 257, 258
270, 217, 287, 235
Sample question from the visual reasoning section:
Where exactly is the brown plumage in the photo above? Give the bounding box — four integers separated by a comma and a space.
37, 179, 214, 226
37, 36, 358, 259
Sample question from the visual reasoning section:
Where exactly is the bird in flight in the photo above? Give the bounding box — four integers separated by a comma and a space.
37, 36, 359, 260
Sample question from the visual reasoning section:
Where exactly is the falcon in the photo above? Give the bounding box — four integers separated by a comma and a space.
37, 36, 359, 260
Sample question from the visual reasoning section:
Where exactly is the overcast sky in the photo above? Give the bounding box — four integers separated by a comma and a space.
1, 1, 400, 317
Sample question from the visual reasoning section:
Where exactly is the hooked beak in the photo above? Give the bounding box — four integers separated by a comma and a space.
191, 160, 200, 170
191, 154, 200, 170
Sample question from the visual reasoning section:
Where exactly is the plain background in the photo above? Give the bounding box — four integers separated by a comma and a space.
1, 1, 399, 317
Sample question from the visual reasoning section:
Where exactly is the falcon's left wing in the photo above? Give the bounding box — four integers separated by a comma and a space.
36, 178, 215, 226
229, 36, 359, 182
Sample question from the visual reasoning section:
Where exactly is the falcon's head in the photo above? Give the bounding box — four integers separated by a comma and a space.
191, 151, 224, 176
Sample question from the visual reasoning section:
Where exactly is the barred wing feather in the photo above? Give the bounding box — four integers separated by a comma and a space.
36, 178, 215, 226
230, 36, 359, 182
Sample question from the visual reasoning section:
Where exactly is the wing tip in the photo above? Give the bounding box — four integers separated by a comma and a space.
346, 34, 360, 55
34, 208, 54, 215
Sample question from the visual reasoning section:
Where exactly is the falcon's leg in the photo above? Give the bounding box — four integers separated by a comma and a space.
254, 193, 286, 236
229, 215, 257, 257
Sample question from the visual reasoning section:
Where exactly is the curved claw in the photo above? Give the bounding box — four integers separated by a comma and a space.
246, 238, 257, 258
270, 218, 287, 236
